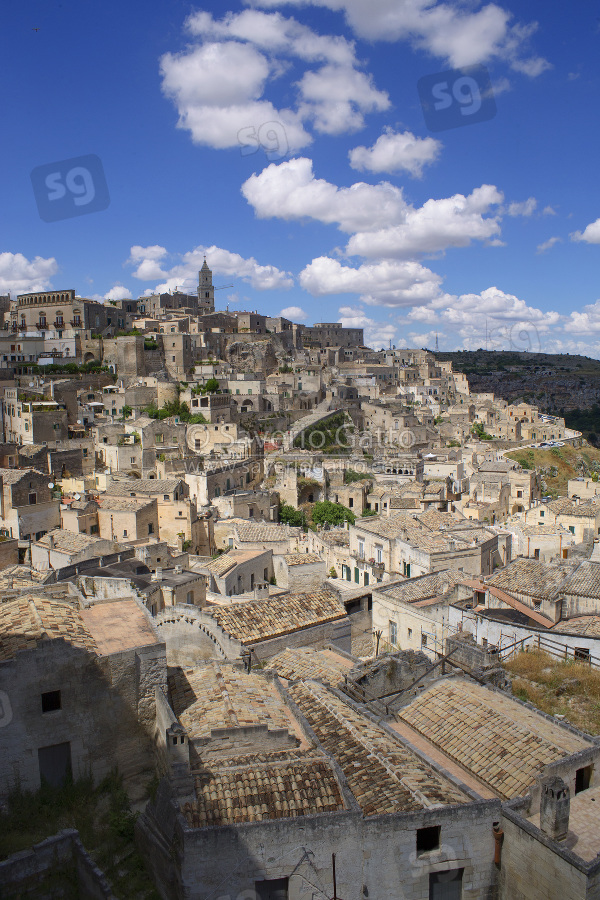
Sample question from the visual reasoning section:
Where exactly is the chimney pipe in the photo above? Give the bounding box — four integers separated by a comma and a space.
540, 775, 570, 841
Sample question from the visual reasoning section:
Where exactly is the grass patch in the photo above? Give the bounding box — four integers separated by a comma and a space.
505, 444, 600, 497
505, 649, 600, 734
0, 772, 159, 899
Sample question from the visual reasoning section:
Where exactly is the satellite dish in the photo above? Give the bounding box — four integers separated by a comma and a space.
29, 382, 34, 387
48, 482, 54, 489
74, 493, 81, 501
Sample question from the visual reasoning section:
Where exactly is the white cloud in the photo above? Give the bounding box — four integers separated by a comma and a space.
242, 157, 407, 233
126, 243, 293, 292
299, 256, 442, 307
543, 205, 557, 215
104, 285, 132, 301
346, 184, 503, 259
536, 236, 562, 254
250, 0, 549, 75
161, 10, 390, 152
186, 9, 357, 66
571, 218, 600, 244
128, 245, 167, 263
280, 305, 307, 320
564, 300, 600, 335
0, 252, 58, 296
338, 305, 396, 346
160, 41, 311, 152
297, 64, 389, 134
349, 128, 441, 177
507, 197, 537, 217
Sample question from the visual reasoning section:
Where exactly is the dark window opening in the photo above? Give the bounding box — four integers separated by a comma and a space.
255, 878, 289, 900
417, 825, 440, 854
41, 690, 61, 713
575, 648, 590, 662
576, 765, 592, 794
38, 742, 71, 789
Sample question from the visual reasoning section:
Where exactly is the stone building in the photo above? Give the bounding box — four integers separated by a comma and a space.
0, 595, 164, 796
0, 467, 60, 542
273, 552, 327, 592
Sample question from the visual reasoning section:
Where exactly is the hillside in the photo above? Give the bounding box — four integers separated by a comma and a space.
435, 349, 600, 444
505, 444, 600, 498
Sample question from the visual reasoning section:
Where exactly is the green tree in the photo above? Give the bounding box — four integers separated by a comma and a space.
121, 405, 132, 419
204, 377, 220, 393
279, 503, 306, 527
311, 500, 355, 527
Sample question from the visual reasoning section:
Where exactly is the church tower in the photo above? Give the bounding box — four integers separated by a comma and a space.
198, 257, 215, 314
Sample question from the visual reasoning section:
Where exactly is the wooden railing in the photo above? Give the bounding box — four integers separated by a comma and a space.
499, 633, 600, 669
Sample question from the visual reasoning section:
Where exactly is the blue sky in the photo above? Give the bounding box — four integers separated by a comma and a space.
2, 0, 600, 354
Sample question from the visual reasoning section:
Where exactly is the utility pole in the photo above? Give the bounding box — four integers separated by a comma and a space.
373, 628, 382, 656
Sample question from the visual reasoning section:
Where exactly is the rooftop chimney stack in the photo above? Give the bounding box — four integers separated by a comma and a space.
540, 775, 570, 841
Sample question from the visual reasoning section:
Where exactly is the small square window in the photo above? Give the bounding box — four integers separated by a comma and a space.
41, 690, 61, 713
417, 825, 440, 854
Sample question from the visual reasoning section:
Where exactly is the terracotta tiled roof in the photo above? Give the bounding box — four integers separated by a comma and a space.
487, 557, 571, 600
168, 663, 294, 739
562, 561, 600, 599
264, 647, 349, 687
209, 589, 346, 644
552, 615, 600, 637
283, 553, 323, 567
375, 569, 465, 604
398, 679, 591, 799
182, 749, 346, 827
0, 596, 97, 661
235, 523, 299, 543
290, 680, 468, 815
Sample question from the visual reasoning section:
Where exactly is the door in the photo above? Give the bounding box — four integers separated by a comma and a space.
429, 869, 463, 900
38, 741, 72, 788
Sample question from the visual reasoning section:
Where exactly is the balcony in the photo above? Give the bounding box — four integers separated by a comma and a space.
54, 320, 64, 328
36, 321, 47, 330
70, 320, 82, 327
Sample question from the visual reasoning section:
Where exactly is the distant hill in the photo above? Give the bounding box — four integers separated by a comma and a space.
434, 349, 600, 444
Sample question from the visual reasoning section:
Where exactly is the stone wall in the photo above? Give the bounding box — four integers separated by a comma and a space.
0, 828, 115, 899
0, 638, 165, 797
137, 785, 501, 900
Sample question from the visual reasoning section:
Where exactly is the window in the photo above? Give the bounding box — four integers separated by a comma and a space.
123, 529, 128, 537
534, 548, 540, 560
569, 526, 576, 534
408, 628, 413, 638
41, 690, 61, 713
389, 621, 397, 645
38, 742, 72, 789
358, 540, 364, 558
255, 878, 289, 900
376, 546, 383, 564
575, 648, 590, 662
264, 568, 268, 580
517, 489, 523, 498
164, 494, 169, 501
417, 825, 440, 854
148, 523, 154, 534
421, 633, 428, 647
28, 492, 36, 505
349, 497, 354, 508
186, 590, 194, 604
354, 567, 359, 584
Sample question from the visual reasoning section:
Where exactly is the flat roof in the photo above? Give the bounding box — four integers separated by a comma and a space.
80, 599, 159, 654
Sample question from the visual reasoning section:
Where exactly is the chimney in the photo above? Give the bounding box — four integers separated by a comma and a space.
540, 775, 570, 841
49, 533, 55, 549
175, 564, 182, 574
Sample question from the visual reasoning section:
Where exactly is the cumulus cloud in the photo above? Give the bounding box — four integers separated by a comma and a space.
0, 252, 58, 296
160, 9, 390, 152
346, 184, 503, 259
571, 218, 600, 244
104, 285, 132, 302
338, 305, 396, 346
299, 257, 442, 307
251, 0, 549, 75
564, 300, 600, 335
349, 129, 441, 177
297, 64, 389, 134
242, 157, 407, 233
280, 305, 307, 320
126, 243, 293, 292
536, 236, 562, 254
507, 197, 537, 217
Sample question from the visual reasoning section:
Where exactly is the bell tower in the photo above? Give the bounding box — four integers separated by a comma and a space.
198, 258, 215, 314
